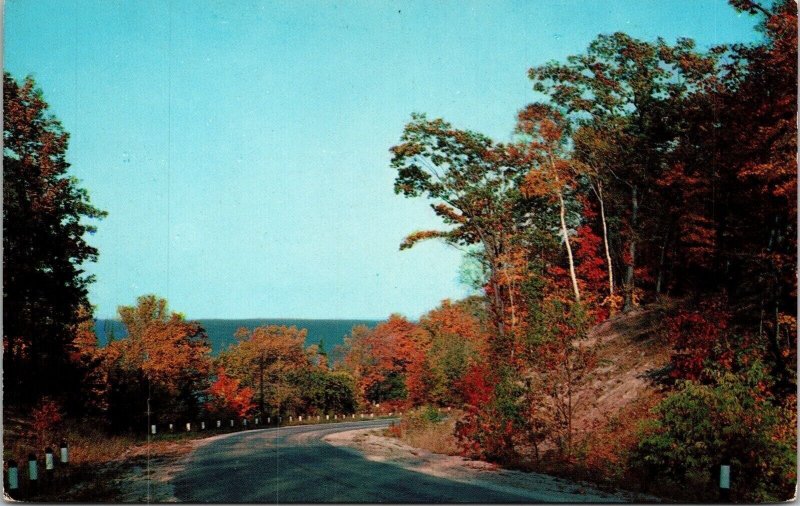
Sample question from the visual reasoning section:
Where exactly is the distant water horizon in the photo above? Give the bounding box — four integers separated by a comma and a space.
94, 318, 383, 356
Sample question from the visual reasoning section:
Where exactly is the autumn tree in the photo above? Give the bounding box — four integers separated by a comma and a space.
722, 0, 796, 392
69, 305, 112, 415
3, 72, 106, 406
334, 324, 374, 403
335, 299, 492, 410
645, 0, 797, 392
102, 295, 211, 431
361, 315, 424, 405
336, 315, 426, 406
454, 360, 531, 463
217, 325, 314, 416
205, 368, 256, 419
390, 115, 528, 347
412, 298, 490, 406
529, 34, 714, 310
515, 103, 582, 303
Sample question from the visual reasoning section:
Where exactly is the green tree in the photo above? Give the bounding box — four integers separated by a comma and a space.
390, 114, 530, 349
633, 364, 796, 502
3, 72, 106, 406
415, 299, 488, 406
289, 370, 357, 415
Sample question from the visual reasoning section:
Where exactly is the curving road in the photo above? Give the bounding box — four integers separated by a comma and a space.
171, 420, 547, 503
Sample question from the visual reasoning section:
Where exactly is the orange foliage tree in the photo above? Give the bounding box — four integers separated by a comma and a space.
411, 298, 490, 406
217, 324, 318, 416
68, 305, 112, 414
516, 103, 582, 303
338, 315, 425, 407
336, 299, 492, 410
100, 295, 211, 431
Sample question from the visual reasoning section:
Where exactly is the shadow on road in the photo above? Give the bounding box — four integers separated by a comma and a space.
172, 421, 544, 503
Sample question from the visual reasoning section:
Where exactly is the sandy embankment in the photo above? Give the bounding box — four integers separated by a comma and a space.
325, 428, 649, 503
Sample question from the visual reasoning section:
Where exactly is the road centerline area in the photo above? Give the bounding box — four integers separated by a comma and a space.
172, 420, 549, 503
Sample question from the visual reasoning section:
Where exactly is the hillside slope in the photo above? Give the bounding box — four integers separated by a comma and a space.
573, 303, 674, 434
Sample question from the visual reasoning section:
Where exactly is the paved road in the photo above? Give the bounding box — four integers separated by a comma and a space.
172, 420, 544, 503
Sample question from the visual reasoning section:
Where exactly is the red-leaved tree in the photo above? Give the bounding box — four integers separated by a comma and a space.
205, 368, 256, 419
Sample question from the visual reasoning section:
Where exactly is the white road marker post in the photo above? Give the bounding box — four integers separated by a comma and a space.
27, 453, 38, 493
201, 421, 205, 430
151, 424, 157, 435
169, 423, 174, 432
186, 422, 191, 432
7, 459, 18, 492
230, 419, 234, 427
720, 464, 731, 501
326, 414, 329, 421
58, 439, 69, 466
59, 440, 69, 465
298, 415, 302, 422
44, 447, 54, 489
44, 448, 54, 472
267, 417, 271, 424
217, 420, 221, 428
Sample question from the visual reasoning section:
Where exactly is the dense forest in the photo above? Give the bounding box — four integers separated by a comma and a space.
3, 0, 796, 502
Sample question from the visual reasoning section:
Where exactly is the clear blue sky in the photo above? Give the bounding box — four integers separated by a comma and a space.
4, 0, 761, 319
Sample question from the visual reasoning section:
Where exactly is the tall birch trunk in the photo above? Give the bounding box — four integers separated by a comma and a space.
558, 190, 581, 303
551, 156, 580, 303
596, 181, 614, 297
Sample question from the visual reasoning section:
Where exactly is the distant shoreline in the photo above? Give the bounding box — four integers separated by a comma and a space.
93, 318, 384, 356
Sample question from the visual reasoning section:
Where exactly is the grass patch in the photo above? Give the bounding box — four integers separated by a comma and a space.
3, 415, 199, 501
385, 406, 460, 456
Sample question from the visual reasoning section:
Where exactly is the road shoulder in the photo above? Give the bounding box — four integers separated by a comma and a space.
325, 428, 646, 503
111, 439, 200, 502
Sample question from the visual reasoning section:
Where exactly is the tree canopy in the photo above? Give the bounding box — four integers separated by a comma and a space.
3, 72, 106, 406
